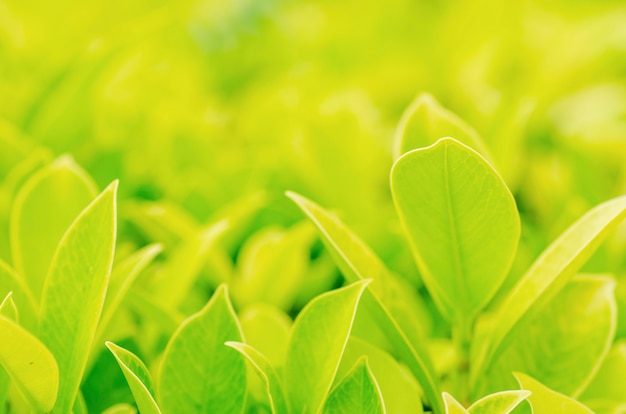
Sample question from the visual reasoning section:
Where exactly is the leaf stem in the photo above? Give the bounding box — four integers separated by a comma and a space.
452, 316, 473, 407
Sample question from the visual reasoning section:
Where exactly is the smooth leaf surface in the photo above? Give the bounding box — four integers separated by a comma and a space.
0, 261, 37, 330
515, 372, 593, 414
239, 304, 291, 367
284, 280, 368, 414
393, 93, 491, 161
287, 192, 441, 413
473, 195, 626, 388
443, 393, 469, 414
226, 341, 288, 414
0, 292, 16, 414
322, 358, 385, 414
468, 390, 530, 414
10, 156, 97, 298
391, 137, 519, 323
101, 403, 138, 414
581, 341, 626, 405
106, 342, 161, 414
0, 314, 59, 412
39, 181, 117, 413
158, 285, 246, 414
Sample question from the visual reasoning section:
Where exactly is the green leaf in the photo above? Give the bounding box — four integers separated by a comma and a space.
239, 304, 292, 367
287, 192, 442, 414
443, 392, 469, 414
468, 390, 530, 414
106, 342, 161, 414
0, 292, 17, 322
10, 156, 98, 298
0, 292, 17, 414
39, 181, 118, 413
391, 137, 519, 324
473, 195, 626, 388
392, 93, 491, 161
0, 314, 59, 412
101, 403, 138, 414
480, 276, 616, 398
0, 261, 37, 330
322, 357, 385, 414
284, 280, 369, 414
581, 341, 626, 405
339, 337, 423, 414
515, 372, 593, 414
225, 341, 288, 414
157, 284, 246, 414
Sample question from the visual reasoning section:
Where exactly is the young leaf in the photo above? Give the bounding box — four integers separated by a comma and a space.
225, 341, 288, 414
480, 276, 616, 398
322, 357, 385, 414
391, 138, 519, 324
10, 156, 97, 298
38, 181, 117, 413
515, 372, 593, 413
106, 342, 161, 414
157, 285, 246, 414
0, 315, 59, 412
473, 195, 626, 388
393, 93, 491, 161
287, 192, 442, 414
284, 280, 369, 414
443, 392, 469, 414
468, 390, 530, 414
0, 261, 37, 330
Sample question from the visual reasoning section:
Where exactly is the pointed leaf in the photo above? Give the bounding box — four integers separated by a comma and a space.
285, 280, 369, 414
0, 261, 37, 330
157, 285, 246, 414
322, 358, 385, 414
226, 342, 288, 414
106, 342, 161, 414
468, 390, 530, 414
10, 156, 97, 298
39, 182, 117, 413
0, 315, 59, 412
287, 192, 442, 413
474, 195, 626, 387
393, 93, 491, 160
443, 393, 469, 414
515, 373, 593, 413
391, 138, 519, 323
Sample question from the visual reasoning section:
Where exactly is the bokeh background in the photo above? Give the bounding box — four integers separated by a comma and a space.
1, 0, 626, 408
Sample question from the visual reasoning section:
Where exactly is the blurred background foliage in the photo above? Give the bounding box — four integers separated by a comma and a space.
1, 0, 626, 398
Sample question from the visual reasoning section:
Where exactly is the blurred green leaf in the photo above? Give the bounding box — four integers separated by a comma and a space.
515, 372, 593, 414
322, 357, 384, 414
468, 390, 530, 414
581, 341, 626, 407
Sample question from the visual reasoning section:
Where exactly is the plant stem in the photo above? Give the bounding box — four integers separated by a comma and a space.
452, 316, 473, 407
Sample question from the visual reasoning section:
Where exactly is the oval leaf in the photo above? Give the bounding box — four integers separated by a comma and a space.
0, 315, 59, 412
10, 156, 97, 298
515, 372, 593, 414
157, 284, 246, 414
391, 137, 519, 323
39, 181, 117, 413
322, 357, 385, 414
284, 280, 369, 414
106, 342, 161, 414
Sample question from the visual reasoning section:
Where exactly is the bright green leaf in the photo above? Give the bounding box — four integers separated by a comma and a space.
225, 341, 288, 414
0, 292, 17, 414
515, 372, 593, 414
287, 192, 441, 414
468, 390, 530, 414
391, 138, 519, 325
10, 156, 98, 298
322, 357, 385, 414
39, 181, 117, 413
0, 261, 37, 330
284, 280, 369, 414
393, 93, 491, 161
239, 304, 291, 367
101, 403, 138, 414
106, 342, 161, 414
443, 392, 469, 414
473, 195, 626, 388
157, 284, 246, 414
581, 340, 626, 405
0, 314, 59, 412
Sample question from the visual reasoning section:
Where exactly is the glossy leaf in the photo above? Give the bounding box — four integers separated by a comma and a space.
468, 390, 530, 414
106, 342, 161, 414
322, 358, 385, 414
393, 93, 491, 161
480, 276, 616, 397
226, 341, 288, 414
284, 280, 368, 414
391, 137, 519, 323
157, 285, 246, 414
38, 181, 117, 413
10, 156, 97, 298
473, 195, 626, 387
287, 192, 442, 413
515, 372, 594, 413
0, 314, 59, 412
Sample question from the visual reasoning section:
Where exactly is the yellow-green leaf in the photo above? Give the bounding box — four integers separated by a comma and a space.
322, 358, 385, 414
515, 372, 593, 414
